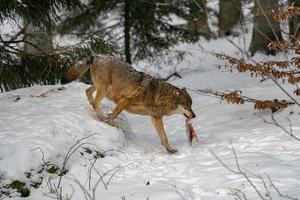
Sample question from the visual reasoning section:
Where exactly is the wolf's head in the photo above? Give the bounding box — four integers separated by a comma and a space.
174, 87, 196, 119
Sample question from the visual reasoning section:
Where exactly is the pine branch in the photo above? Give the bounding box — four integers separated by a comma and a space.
0, 34, 115, 91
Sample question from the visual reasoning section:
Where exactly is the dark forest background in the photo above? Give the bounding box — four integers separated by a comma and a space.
0, 0, 299, 91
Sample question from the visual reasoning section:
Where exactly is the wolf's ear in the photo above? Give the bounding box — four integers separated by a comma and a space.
181, 87, 187, 92
174, 89, 181, 96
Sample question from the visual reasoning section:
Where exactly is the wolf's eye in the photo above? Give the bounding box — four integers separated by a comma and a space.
186, 100, 191, 105
185, 102, 191, 108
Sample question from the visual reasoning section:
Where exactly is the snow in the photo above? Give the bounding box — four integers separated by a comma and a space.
1, 65, 300, 199
1, 2, 300, 198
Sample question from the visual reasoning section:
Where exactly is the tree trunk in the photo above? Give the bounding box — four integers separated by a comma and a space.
249, 0, 283, 55
187, 0, 211, 38
289, 0, 300, 41
23, 20, 53, 55
218, 0, 243, 36
124, 0, 131, 64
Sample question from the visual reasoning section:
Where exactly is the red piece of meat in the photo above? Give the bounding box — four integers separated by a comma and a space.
185, 119, 199, 146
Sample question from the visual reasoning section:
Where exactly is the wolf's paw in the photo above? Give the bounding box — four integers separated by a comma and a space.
96, 112, 106, 121
166, 147, 178, 154
108, 118, 118, 128
92, 106, 105, 120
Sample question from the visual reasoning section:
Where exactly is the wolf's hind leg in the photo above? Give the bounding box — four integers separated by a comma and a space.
108, 98, 129, 127
86, 86, 96, 106
151, 117, 178, 154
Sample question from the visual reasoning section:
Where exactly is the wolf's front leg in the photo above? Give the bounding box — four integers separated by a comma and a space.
108, 98, 130, 127
151, 117, 178, 154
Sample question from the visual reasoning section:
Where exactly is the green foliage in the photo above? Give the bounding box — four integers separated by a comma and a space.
46, 165, 59, 174
186, 0, 208, 19
59, 0, 199, 63
0, 0, 82, 30
30, 180, 42, 189
0, 171, 43, 198
129, 0, 199, 61
0, 34, 115, 91
58, 0, 118, 34
9, 180, 30, 197
0, 0, 203, 91
0, 0, 117, 91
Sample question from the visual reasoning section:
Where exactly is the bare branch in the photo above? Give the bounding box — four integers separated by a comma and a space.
211, 142, 267, 200
57, 133, 98, 188
162, 72, 182, 81
267, 176, 298, 200
106, 162, 136, 186
258, 114, 300, 142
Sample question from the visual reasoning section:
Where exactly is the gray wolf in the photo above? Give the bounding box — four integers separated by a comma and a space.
62, 55, 196, 154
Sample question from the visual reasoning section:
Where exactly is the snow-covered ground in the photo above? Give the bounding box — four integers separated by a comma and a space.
1, 3, 300, 198
1, 65, 300, 199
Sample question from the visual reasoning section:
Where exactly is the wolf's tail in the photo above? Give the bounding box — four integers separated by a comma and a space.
61, 56, 94, 84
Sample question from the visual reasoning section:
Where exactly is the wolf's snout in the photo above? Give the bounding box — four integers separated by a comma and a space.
184, 110, 196, 119
191, 111, 196, 118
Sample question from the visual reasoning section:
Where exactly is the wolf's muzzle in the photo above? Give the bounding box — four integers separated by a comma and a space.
191, 111, 196, 118
184, 111, 196, 119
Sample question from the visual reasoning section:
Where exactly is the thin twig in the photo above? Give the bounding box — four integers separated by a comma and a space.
258, 114, 300, 142
106, 162, 136, 186
211, 142, 267, 200
93, 167, 108, 190
57, 133, 98, 188
267, 175, 298, 200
